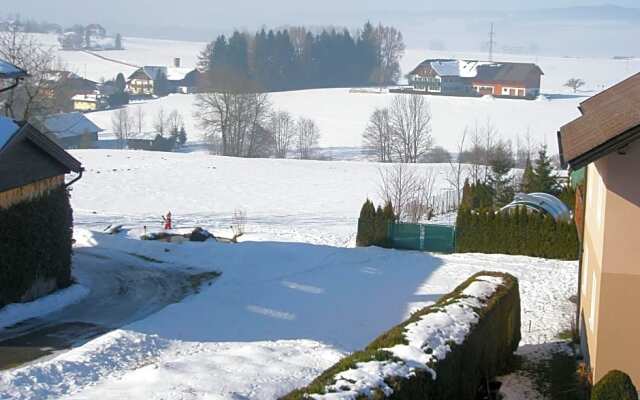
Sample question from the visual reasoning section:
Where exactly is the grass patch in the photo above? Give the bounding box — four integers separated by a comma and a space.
519, 344, 588, 400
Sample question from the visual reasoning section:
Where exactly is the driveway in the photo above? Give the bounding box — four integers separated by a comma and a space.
0, 248, 211, 369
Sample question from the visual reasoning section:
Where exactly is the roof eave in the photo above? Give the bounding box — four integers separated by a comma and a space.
562, 124, 640, 170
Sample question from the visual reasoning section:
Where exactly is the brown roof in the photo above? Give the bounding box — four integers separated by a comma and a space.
558, 72, 640, 169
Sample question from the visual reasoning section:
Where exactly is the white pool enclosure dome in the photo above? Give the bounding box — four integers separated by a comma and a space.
499, 192, 572, 222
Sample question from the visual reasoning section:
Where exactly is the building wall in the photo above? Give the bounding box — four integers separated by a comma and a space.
128, 78, 154, 96
73, 100, 97, 112
580, 139, 640, 386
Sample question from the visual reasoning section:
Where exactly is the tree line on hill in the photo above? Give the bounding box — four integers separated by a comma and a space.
197, 22, 405, 92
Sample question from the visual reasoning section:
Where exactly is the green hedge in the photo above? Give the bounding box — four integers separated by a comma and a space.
281, 272, 521, 400
0, 187, 73, 307
356, 199, 395, 248
592, 370, 638, 400
455, 207, 579, 260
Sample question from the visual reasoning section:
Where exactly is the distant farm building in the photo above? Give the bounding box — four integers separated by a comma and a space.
407, 59, 543, 99
127, 64, 201, 97
35, 112, 103, 149
72, 93, 108, 112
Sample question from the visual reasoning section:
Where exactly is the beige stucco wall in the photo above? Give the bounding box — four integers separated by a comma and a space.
580, 139, 640, 387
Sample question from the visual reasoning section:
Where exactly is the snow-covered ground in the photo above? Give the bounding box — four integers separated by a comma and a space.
0, 227, 577, 399
0, 285, 89, 330
69, 149, 453, 246
0, 150, 578, 399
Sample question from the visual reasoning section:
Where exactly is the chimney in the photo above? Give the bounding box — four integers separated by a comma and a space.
174, 58, 181, 68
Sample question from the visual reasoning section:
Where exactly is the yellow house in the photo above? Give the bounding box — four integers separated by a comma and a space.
558, 72, 640, 387
72, 93, 105, 112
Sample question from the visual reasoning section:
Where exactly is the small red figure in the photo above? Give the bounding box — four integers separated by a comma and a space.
162, 212, 173, 230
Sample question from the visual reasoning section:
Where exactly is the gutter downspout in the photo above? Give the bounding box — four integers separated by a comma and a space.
64, 169, 84, 188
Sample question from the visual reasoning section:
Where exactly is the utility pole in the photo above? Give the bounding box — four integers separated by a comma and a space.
488, 23, 496, 62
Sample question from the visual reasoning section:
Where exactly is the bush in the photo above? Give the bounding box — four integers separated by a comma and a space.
592, 370, 638, 400
281, 272, 521, 400
455, 207, 579, 260
0, 187, 73, 307
356, 199, 395, 248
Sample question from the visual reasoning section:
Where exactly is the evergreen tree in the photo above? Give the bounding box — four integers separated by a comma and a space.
532, 146, 559, 194
488, 141, 515, 207
115, 33, 123, 50
154, 71, 168, 96
177, 126, 187, 146
115, 73, 127, 92
520, 156, 535, 193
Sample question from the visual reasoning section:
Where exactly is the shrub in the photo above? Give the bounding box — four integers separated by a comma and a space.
281, 272, 521, 400
357, 199, 395, 248
0, 187, 73, 307
455, 207, 579, 260
591, 370, 638, 400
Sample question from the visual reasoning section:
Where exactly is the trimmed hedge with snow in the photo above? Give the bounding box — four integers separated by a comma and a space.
281, 271, 521, 400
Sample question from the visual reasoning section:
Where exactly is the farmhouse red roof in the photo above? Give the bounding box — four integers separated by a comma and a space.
558, 72, 640, 169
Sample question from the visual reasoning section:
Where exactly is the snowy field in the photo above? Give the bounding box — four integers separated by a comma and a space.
69, 149, 453, 246
0, 150, 578, 399
34, 33, 640, 155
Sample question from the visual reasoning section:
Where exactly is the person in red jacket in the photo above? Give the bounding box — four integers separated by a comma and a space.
162, 212, 173, 230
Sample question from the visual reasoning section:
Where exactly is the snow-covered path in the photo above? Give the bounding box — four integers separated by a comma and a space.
0, 248, 210, 370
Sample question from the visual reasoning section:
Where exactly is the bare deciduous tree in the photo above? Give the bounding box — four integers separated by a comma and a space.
230, 209, 247, 242
373, 24, 405, 86
153, 107, 167, 136
194, 88, 272, 157
111, 107, 134, 148
379, 163, 437, 223
363, 108, 392, 162
268, 110, 295, 158
446, 129, 469, 206
133, 106, 145, 137
564, 78, 585, 93
295, 117, 320, 159
0, 23, 56, 121
166, 109, 184, 135
389, 94, 433, 163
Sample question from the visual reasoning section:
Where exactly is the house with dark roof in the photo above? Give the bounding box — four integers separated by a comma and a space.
0, 116, 83, 306
407, 59, 543, 99
473, 62, 544, 98
558, 72, 640, 387
35, 112, 103, 149
127, 65, 201, 97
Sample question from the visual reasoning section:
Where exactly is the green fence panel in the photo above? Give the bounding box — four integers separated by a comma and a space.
388, 222, 456, 254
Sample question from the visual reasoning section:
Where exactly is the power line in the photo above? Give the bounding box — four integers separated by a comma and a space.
488, 23, 496, 62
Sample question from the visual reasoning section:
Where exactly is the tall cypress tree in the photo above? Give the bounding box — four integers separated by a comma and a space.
520, 156, 535, 193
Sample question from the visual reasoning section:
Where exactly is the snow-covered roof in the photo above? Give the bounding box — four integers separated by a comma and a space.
72, 93, 101, 102
0, 59, 27, 79
166, 67, 193, 81
0, 116, 20, 151
40, 112, 103, 139
429, 60, 491, 78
